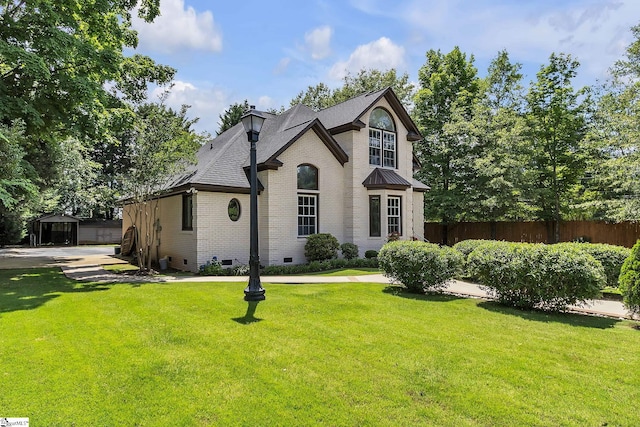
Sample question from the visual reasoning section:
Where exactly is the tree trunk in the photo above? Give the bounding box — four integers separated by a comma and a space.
441, 221, 449, 246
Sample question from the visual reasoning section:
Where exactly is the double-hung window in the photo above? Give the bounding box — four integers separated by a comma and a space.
387, 196, 401, 235
298, 195, 317, 236
368, 108, 397, 168
297, 164, 318, 236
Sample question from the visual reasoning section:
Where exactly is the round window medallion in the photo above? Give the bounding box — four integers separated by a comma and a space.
228, 198, 241, 221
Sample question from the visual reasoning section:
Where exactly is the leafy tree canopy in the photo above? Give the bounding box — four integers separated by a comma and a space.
217, 100, 249, 135
0, 0, 175, 192
290, 69, 415, 111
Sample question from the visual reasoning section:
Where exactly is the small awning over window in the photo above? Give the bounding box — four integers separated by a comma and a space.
362, 168, 412, 190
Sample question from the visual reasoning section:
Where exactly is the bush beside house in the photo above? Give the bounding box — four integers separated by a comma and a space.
305, 233, 340, 262
340, 242, 359, 260
378, 241, 462, 293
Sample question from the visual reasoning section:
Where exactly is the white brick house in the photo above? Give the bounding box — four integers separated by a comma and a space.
122, 87, 428, 272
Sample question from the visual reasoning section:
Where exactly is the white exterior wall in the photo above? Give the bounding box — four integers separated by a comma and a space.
158, 194, 198, 271
259, 130, 345, 265
413, 191, 425, 241
195, 192, 251, 270
335, 97, 417, 254
122, 195, 197, 271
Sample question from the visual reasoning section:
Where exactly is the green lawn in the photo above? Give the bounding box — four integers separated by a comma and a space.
1, 269, 638, 426
298, 267, 381, 276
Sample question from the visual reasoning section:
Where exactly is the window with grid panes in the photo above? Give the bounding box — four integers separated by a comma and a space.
297, 194, 317, 236
387, 196, 401, 235
368, 108, 396, 168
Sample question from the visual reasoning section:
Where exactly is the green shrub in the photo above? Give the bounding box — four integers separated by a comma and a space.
452, 239, 495, 277
555, 242, 630, 288
619, 240, 640, 314
199, 259, 224, 275
230, 264, 249, 276
452, 239, 495, 260
340, 242, 359, 260
305, 233, 340, 261
0, 208, 23, 246
378, 241, 463, 293
387, 231, 400, 242
365, 250, 378, 259
260, 257, 378, 276
467, 242, 605, 311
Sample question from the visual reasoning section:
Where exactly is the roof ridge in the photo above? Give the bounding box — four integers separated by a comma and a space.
318, 86, 389, 112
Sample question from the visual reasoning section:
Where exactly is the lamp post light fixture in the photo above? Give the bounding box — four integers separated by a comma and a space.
241, 106, 266, 301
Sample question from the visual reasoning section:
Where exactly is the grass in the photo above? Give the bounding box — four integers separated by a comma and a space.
296, 267, 380, 276
103, 263, 140, 273
601, 286, 623, 301
1, 268, 639, 426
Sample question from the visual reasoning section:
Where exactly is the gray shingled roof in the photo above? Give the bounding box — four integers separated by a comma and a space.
167, 87, 426, 193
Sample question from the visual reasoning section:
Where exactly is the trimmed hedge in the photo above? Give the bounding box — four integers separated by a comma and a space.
340, 242, 359, 260
452, 239, 495, 261
555, 242, 630, 288
378, 240, 463, 293
467, 241, 605, 311
305, 233, 340, 261
262, 257, 378, 275
452, 239, 495, 277
199, 257, 379, 276
619, 240, 640, 314
364, 250, 378, 259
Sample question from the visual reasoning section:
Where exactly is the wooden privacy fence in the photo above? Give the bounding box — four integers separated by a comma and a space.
424, 221, 640, 248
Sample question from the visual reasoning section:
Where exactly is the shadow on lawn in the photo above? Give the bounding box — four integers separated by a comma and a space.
478, 301, 620, 329
232, 301, 263, 324
382, 285, 465, 303
0, 268, 111, 315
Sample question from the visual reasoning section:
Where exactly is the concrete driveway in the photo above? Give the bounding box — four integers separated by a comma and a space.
0, 246, 127, 269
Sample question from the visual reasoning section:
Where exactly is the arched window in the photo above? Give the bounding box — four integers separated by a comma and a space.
297, 164, 318, 190
297, 164, 318, 236
368, 108, 397, 168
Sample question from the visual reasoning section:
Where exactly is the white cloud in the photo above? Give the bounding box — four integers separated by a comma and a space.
329, 37, 406, 80
273, 57, 291, 75
133, 0, 222, 54
257, 96, 274, 110
152, 80, 229, 136
305, 25, 333, 60
397, 0, 640, 82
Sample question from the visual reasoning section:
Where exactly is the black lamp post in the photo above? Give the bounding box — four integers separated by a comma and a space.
241, 107, 266, 301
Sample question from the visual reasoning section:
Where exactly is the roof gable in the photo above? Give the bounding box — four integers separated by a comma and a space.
317, 87, 422, 141
166, 87, 420, 193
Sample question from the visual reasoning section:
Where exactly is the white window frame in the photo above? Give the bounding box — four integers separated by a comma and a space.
382, 131, 396, 168
369, 129, 381, 166
297, 194, 317, 237
387, 196, 401, 235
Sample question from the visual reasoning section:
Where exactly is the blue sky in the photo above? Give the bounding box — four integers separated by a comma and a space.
129, 0, 640, 135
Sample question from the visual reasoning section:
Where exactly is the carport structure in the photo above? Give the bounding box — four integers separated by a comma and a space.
32, 214, 80, 246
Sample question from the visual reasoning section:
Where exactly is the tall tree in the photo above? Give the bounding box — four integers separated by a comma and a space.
525, 53, 590, 242
413, 47, 481, 244
290, 69, 415, 110
0, 120, 36, 244
0, 0, 175, 221
217, 100, 249, 135
580, 24, 640, 221
471, 51, 531, 226
290, 82, 334, 111
121, 101, 204, 271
